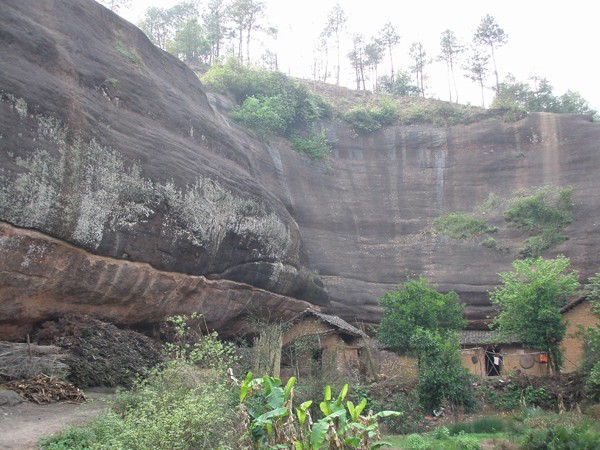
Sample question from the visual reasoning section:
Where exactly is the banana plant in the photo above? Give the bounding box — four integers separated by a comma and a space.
239, 371, 400, 449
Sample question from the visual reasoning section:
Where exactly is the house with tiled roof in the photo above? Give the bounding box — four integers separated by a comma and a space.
459, 330, 549, 377
281, 309, 363, 379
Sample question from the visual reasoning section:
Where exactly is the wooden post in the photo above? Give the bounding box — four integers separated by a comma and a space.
358, 323, 379, 382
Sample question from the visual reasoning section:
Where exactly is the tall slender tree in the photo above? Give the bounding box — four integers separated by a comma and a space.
171, 17, 210, 64
365, 38, 384, 91
227, 0, 267, 64
377, 22, 400, 80
409, 41, 429, 97
464, 45, 490, 107
438, 29, 464, 103
202, 0, 228, 63
313, 35, 329, 83
321, 4, 348, 85
474, 14, 507, 94
348, 34, 367, 90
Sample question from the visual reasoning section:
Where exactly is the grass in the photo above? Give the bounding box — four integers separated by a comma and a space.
433, 212, 497, 239
384, 431, 517, 450
115, 40, 143, 66
382, 409, 600, 450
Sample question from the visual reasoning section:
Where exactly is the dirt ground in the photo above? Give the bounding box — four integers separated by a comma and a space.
0, 388, 113, 450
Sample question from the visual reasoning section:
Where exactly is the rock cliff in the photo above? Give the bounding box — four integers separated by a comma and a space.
1, 0, 599, 339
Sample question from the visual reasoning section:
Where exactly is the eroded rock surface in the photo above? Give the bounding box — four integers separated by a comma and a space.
1, 0, 600, 338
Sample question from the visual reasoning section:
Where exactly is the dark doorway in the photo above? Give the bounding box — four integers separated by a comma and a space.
485, 347, 502, 376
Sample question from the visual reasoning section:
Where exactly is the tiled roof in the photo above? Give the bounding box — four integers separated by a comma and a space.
459, 330, 521, 345
289, 309, 363, 336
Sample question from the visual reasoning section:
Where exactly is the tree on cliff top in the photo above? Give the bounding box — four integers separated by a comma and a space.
376, 276, 465, 353
490, 255, 580, 372
474, 14, 507, 94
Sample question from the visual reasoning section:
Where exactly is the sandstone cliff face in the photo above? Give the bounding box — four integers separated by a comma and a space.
1, 0, 600, 339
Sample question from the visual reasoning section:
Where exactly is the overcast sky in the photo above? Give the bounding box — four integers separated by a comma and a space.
116, 0, 599, 110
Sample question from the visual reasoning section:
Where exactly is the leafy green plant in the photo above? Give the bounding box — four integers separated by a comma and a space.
291, 128, 333, 161
115, 40, 143, 66
476, 193, 502, 213
342, 96, 399, 133
585, 360, 600, 401
371, 389, 425, 435
162, 313, 239, 372
377, 276, 465, 353
403, 433, 432, 449
239, 372, 400, 449
202, 58, 332, 142
521, 419, 600, 450
230, 94, 294, 141
453, 431, 480, 450
490, 256, 580, 372
103, 77, 118, 87
504, 185, 574, 257
41, 314, 241, 450
448, 416, 516, 435
39, 426, 96, 449
433, 212, 497, 239
480, 236, 498, 249
410, 329, 477, 413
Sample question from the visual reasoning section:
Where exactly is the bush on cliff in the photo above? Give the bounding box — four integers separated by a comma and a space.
202, 58, 332, 141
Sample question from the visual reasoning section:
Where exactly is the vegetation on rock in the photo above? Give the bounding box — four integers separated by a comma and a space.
433, 212, 497, 239
504, 185, 574, 257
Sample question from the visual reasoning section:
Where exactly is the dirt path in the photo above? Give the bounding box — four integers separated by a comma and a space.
0, 389, 113, 450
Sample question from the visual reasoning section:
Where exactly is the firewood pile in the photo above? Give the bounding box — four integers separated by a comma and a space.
5, 373, 86, 404
35, 315, 163, 387
0, 340, 68, 381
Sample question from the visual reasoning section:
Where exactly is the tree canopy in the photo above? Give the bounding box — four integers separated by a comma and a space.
474, 14, 507, 94
376, 276, 465, 353
490, 255, 580, 372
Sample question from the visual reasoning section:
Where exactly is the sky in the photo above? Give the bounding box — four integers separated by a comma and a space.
115, 0, 599, 110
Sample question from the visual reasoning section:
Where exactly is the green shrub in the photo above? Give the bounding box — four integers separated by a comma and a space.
290, 128, 333, 160
448, 416, 515, 435
342, 96, 399, 133
481, 236, 498, 249
521, 420, 600, 450
202, 58, 332, 141
115, 40, 143, 66
453, 431, 481, 450
374, 389, 425, 435
41, 315, 241, 450
39, 426, 96, 449
108, 363, 238, 449
230, 94, 294, 141
504, 185, 574, 257
404, 433, 432, 450
41, 363, 239, 450
434, 425, 451, 440
585, 359, 600, 401
434, 212, 497, 239
410, 330, 477, 413
477, 193, 502, 213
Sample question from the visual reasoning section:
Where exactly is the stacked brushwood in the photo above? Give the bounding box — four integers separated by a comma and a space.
5, 373, 85, 404
0, 340, 68, 381
35, 315, 163, 387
